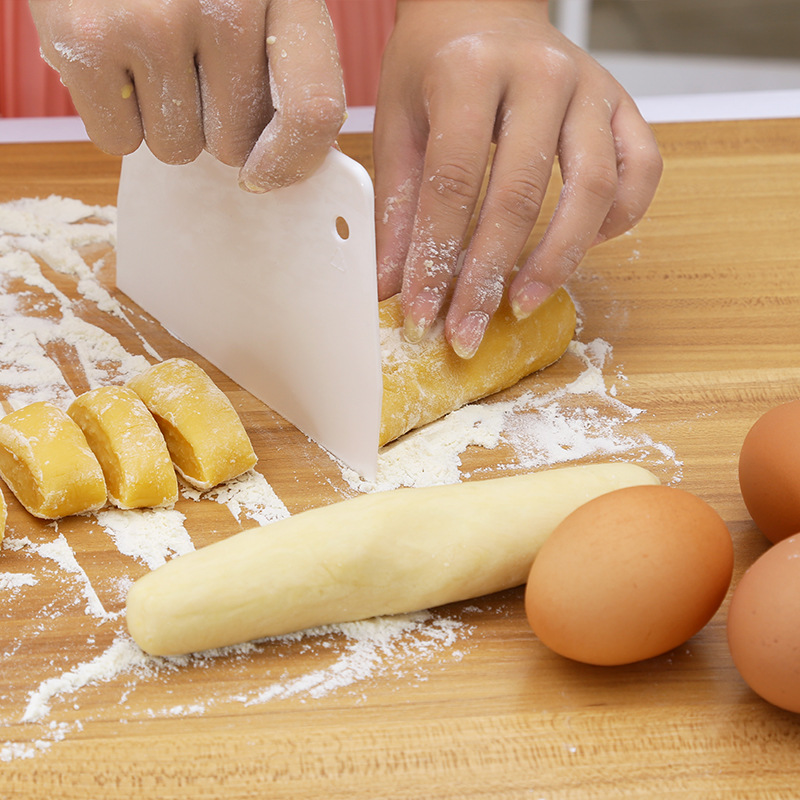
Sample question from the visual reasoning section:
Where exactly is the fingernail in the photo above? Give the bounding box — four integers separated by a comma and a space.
239, 178, 269, 194
239, 179, 275, 194
403, 290, 439, 343
511, 281, 552, 320
451, 311, 490, 360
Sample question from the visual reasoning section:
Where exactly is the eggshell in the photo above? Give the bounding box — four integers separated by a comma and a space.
738, 400, 800, 544
525, 485, 734, 666
727, 534, 800, 713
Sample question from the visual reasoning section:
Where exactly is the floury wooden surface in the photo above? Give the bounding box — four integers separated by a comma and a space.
1, 119, 800, 797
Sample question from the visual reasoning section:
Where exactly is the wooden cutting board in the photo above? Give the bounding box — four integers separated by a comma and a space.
1, 118, 799, 798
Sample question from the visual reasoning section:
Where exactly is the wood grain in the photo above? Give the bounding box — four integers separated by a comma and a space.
1, 118, 800, 798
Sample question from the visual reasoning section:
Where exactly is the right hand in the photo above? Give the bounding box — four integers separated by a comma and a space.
28, 0, 346, 191
373, 0, 662, 358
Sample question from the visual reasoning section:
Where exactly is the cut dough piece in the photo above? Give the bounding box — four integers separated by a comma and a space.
0, 402, 107, 519
379, 287, 576, 445
126, 462, 660, 655
128, 358, 257, 491
68, 386, 179, 509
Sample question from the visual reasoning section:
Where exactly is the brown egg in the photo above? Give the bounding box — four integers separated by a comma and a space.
727, 534, 800, 713
738, 400, 800, 544
525, 485, 734, 666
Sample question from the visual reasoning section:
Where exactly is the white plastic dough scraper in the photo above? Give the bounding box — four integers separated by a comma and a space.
116, 146, 382, 480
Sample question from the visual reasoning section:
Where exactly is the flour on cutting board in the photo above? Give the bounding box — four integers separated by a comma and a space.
0, 195, 680, 762
342, 338, 680, 494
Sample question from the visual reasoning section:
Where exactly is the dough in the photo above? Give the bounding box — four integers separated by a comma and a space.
126, 462, 659, 655
379, 288, 576, 445
68, 386, 179, 509
0, 402, 107, 519
128, 358, 257, 491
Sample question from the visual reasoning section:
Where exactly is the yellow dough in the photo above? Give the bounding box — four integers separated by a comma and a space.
379, 287, 576, 445
68, 386, 179, 509
128, 358, 257, 491
0, 402, 107, 519
126, 462, 660, 655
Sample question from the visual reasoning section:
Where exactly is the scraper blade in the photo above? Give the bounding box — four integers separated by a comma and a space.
116, 146, 382, 480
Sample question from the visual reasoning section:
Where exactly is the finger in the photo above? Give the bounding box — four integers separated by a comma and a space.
29, 0, 145, 157
510, 96, 619, 319
49, 54, 145, 156
195, 5, 272, 167
130, 40, 205, 165
443, 94, 563, 359
595, 99, 663, 243
373, 107, 425, 301
399, 101, 494, 343
239, 0, 345, 192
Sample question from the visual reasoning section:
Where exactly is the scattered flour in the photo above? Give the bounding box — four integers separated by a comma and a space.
181, 469, 290, 526
6, 534, 109, 619
241, 612, 466, 704
0, 194, 681, 763
0, 572, 38, 591
0, 195, 483, 761
21, 636, 152, 724
94, 507, 194, 570
343, 338, 681, 494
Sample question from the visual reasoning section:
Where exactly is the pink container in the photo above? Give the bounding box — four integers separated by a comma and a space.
0, 0, 76, 117
327, 0, 396, 107
0, 0, 394, 118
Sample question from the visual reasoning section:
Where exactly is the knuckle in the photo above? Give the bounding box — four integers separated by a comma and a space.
427, 158, 481, 210
94, 131, 143, 157
431, 37, 494, 78
639, 147, 664, 186
206, 137, 250, 168
206, 115, 268, 168
145, 133, 202, 165
531, 44, 576, 85
575, 161, 619, 204
495, 169, 550, 228
286, 92, 346, 137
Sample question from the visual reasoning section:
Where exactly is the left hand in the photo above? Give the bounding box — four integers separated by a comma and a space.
28, 0, 345, 192
373, 0, 662, 358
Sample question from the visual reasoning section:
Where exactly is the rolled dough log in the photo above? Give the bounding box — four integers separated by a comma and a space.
68, 386, 179, 509
379, 287, 576, 445
128, 358, 257, 491
126, 462, 659, 655
0, 402, 107, 519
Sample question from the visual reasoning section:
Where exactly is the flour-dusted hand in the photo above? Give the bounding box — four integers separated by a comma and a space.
28, 0, 346, 191
374, 0, 662, 358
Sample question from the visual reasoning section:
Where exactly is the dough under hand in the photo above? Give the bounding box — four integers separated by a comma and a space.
126, 462, 659, 656
68, 386, 179, 509
128, 358, 257, 491
0, 401, 107, 519
379, 288, 576, 445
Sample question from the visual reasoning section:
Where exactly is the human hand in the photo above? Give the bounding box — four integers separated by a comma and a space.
373, 0, 662, 358
28, 0, 346, 191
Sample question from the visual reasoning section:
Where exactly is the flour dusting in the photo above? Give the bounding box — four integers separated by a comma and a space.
343, 338, 681, 494
181, 469, 290, 526
6, 534, 110, 620
0, 572, 38, 591
94, 507, 194, 570
22, 636, 152, 724
0, 195, 484, 762
242, 612, 466, 705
